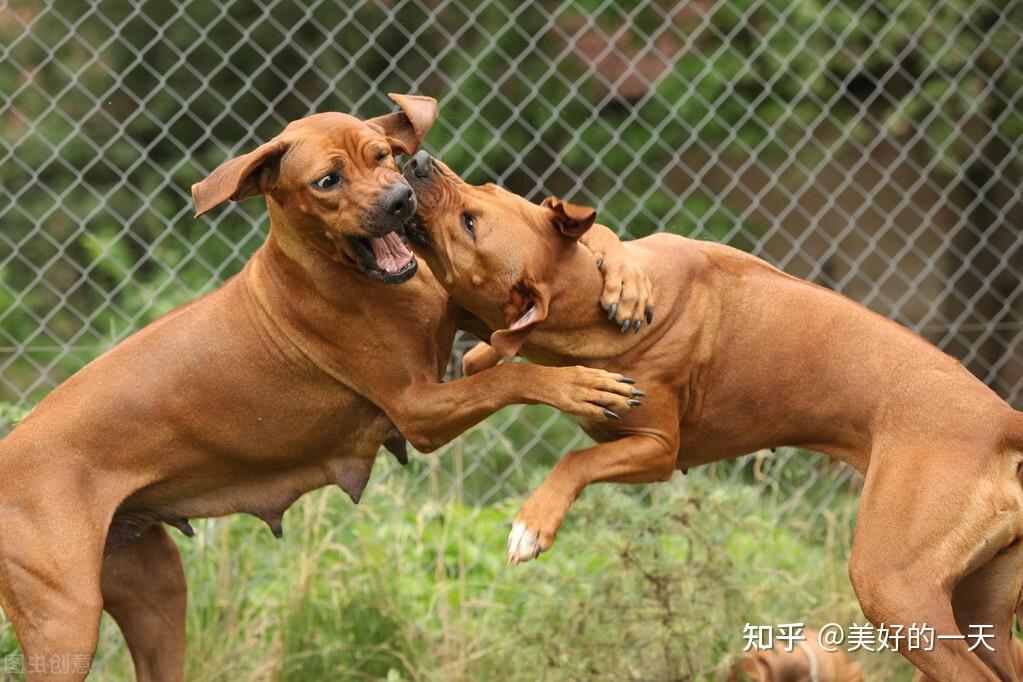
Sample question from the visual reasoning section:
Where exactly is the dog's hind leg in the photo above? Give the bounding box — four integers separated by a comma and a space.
949, 550, 1023, 682
101, 523, 187, 682
850, 446, 1021, 681
912, 551, 1023, 682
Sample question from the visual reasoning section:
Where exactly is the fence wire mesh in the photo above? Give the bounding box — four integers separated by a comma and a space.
1, 0, 1022, 679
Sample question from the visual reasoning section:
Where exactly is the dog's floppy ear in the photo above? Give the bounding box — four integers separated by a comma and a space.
541, 196, 597, 239
490, 276, 550, 359
192, 139, 290, 218
366, 93, 438, 156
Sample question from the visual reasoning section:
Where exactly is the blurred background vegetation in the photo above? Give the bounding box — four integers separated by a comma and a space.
0, 0, 1021, 679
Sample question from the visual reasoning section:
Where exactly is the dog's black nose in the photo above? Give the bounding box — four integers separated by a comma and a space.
381, 183, 415, 217
409, 150, 433, 179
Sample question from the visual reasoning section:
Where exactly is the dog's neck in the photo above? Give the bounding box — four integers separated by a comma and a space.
262, 201, 362, 302
240, 210, 397, 382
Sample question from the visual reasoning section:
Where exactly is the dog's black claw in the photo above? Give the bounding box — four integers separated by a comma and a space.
620, 320, 630, 333
646, 305, 653, 324
628, 399, 642, 407
631, 389, 646, 398
603, 409, 620, 421
618, 376, 636, 384
633, 320, 641, 333
607, 303, 617, 320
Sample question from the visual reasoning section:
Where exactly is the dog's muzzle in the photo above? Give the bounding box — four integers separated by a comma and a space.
402, 152, 435, 247
342, 181, 420, 284
407, 150, 433, 179
379, 183, 415, 218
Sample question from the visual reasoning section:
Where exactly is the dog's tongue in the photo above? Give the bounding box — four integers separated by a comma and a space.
370, 232, 413, 274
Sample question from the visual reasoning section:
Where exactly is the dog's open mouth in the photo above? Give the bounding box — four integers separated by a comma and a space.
404, 213, 431, 247
351, 229, 418, 284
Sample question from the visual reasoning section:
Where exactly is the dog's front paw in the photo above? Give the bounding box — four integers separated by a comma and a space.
598, 250, 654, 333
549, 366, 644, 423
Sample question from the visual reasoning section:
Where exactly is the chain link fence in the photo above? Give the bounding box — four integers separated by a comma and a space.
1, 0, 1022, 678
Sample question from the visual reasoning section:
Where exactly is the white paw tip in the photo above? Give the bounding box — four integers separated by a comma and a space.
507, 521, 541, 565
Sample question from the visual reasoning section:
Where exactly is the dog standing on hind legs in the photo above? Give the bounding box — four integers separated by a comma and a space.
403, 150, 1023, 682
0, 96, 654, 681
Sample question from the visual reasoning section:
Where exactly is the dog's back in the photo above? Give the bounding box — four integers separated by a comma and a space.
612, 232, 1017, 468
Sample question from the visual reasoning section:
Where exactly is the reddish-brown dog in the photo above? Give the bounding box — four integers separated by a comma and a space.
403, 151, 1023, 682
0, 96, 652, 681
728, 630, 865, 682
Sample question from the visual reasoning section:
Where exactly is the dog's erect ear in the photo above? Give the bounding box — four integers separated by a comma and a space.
192, 139, 290, 218
366, 93, 438, 156
541, 196, 597, 240
490, 277, 550, 359
739, 655, 773, 681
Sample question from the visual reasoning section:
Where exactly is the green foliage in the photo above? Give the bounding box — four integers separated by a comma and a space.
0, 402, 30, 432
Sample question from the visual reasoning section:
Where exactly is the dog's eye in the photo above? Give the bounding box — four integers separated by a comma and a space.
462, 212, 476, 240
376, 150, 389, 163
315, 173, 342, 189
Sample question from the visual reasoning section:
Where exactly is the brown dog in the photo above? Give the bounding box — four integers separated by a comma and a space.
0, 96, 652, 681
729, 630, 865, 682
913, 639, 1023, 682
403, 151, 1023, 682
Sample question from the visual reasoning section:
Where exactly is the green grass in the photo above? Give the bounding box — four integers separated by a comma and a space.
0, 407, 914, 680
